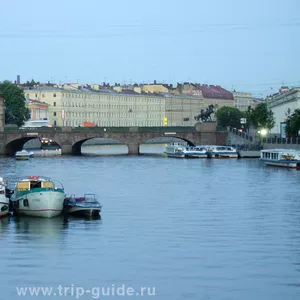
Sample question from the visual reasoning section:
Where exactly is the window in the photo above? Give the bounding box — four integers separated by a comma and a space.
53, 112, 56, 116
53, 102, 56, 106
53, 93, 56, 97
54, 120, 57, 126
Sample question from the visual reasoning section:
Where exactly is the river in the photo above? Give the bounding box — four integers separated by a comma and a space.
0, 147, 300, 299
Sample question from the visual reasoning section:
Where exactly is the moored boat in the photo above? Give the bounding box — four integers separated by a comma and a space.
164, 142, 207, 158
0, 177, 10, 218
10, 175, 65, 218
260, 149, 300, 168
65, 194, 102, 217
205, 145, 238, 158
15, 150, 31, 160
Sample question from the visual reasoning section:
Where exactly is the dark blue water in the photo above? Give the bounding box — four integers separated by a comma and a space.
1, 155, 300, 299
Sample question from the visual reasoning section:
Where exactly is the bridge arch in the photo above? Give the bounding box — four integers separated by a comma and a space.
73, 137, 128, 155
5, 137, 39, 155
142, 136, 195, 146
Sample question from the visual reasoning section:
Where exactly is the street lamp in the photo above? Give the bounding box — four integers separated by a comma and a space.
260, 129, 267, 136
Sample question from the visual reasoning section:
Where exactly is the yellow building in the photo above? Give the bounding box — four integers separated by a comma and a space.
26, 98, 50, 121
23, 86, 165, 127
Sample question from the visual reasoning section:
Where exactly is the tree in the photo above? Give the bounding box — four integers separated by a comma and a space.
285, 109, 300, 137
0, 80, 30, 127
25, 79, 40, 87
249, 102, 275, 130
215, 106, 244, 129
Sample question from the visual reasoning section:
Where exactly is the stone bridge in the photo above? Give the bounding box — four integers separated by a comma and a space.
0, 123, 228, 156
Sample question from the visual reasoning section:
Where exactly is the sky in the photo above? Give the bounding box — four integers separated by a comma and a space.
1, 0, 299, 97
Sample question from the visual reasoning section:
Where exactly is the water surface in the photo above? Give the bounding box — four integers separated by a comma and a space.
0, 152, 300, 299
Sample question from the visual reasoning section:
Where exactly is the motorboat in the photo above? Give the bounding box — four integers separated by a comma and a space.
15, 150, 34, 160
10, 175, 65, 218
205, 145, 238, 158
65, 194, 102, 217
260, 149, 300, 168
164, 142, 207, 158
0, 177, 10, 218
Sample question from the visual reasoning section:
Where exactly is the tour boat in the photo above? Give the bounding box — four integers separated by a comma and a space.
10, 175, 65, 218
205, 145, 238, 158
0, 177, 10, 218
65, 194, 102, 217
260, 149, 300, 168
164, 142, 207, 158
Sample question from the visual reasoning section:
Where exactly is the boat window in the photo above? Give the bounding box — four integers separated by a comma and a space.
23, 199, 29, 207
30, 181, 42, 189
17, 181, 30, 191
42, 181, 54, 188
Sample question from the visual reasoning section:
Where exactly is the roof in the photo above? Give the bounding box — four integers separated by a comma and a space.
198, 84, 233, 100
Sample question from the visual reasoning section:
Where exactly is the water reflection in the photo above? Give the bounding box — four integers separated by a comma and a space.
12, 216, 69, 240
0, 216, 10, 238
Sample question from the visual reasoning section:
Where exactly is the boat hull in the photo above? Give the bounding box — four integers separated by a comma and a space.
0, 197, 10, 218
260, 158, 300, 168
164, 151, 207, 158
68, 206, 101, 217
207, 152, 238, 158
15, 156, 30, 160
11, 190, 65, 218
164, 152, 186, 158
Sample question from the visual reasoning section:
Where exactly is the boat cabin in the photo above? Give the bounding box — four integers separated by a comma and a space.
260, 149, 300, 161
16, 176, 54, 191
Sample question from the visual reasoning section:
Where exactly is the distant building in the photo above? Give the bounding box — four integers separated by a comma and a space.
233, 91, 255, 111
23, 86, 166, 127
267, 87, 300, 135
25, 96, 50, 121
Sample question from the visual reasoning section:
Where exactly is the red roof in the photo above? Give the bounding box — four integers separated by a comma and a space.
197, 84, 233, 100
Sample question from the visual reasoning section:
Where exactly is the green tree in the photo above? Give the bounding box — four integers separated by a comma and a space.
249, 102, 275, 130
25, 79, 40, 86
285, 109, 300, 137
0, 80, 30, 127
215, 106, 244, 129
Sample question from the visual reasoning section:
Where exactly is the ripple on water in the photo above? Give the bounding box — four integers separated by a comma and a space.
1, 155, 300, 300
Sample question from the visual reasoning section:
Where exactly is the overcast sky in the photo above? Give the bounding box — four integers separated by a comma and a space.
1, 0, 299, 96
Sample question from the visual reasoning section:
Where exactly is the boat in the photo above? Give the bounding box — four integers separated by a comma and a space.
164, 142, 207, 158
205, 145, 238, 158
15, 150, 32, 160
10, 175, 65, 218
65, 194, 102, 217
0, 177, 10, 218
260, 149, 300, 168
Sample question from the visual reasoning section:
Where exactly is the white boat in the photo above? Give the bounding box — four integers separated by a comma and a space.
260, 149, 300, 168
10, 175, 65, 218
0, 177, 10, 219
205, 145, 238, 158
164, 142, 207, 158
15, 150, 34, 160
65, 194, 102, 217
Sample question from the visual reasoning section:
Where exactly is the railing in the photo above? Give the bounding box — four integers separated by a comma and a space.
261, 137, 300, 145
228, 127, 255, 142
3, 126, 198, 133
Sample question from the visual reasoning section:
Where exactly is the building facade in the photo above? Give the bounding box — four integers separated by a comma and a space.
267, 87, 300, 135
24, 87, 166, 127
26, 98, 50, 121
23, 83, 240, 127
233, 91, 254, 111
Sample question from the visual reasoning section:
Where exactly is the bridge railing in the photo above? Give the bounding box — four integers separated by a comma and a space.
228, 127, 255, 142
3, 126, 198, 133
